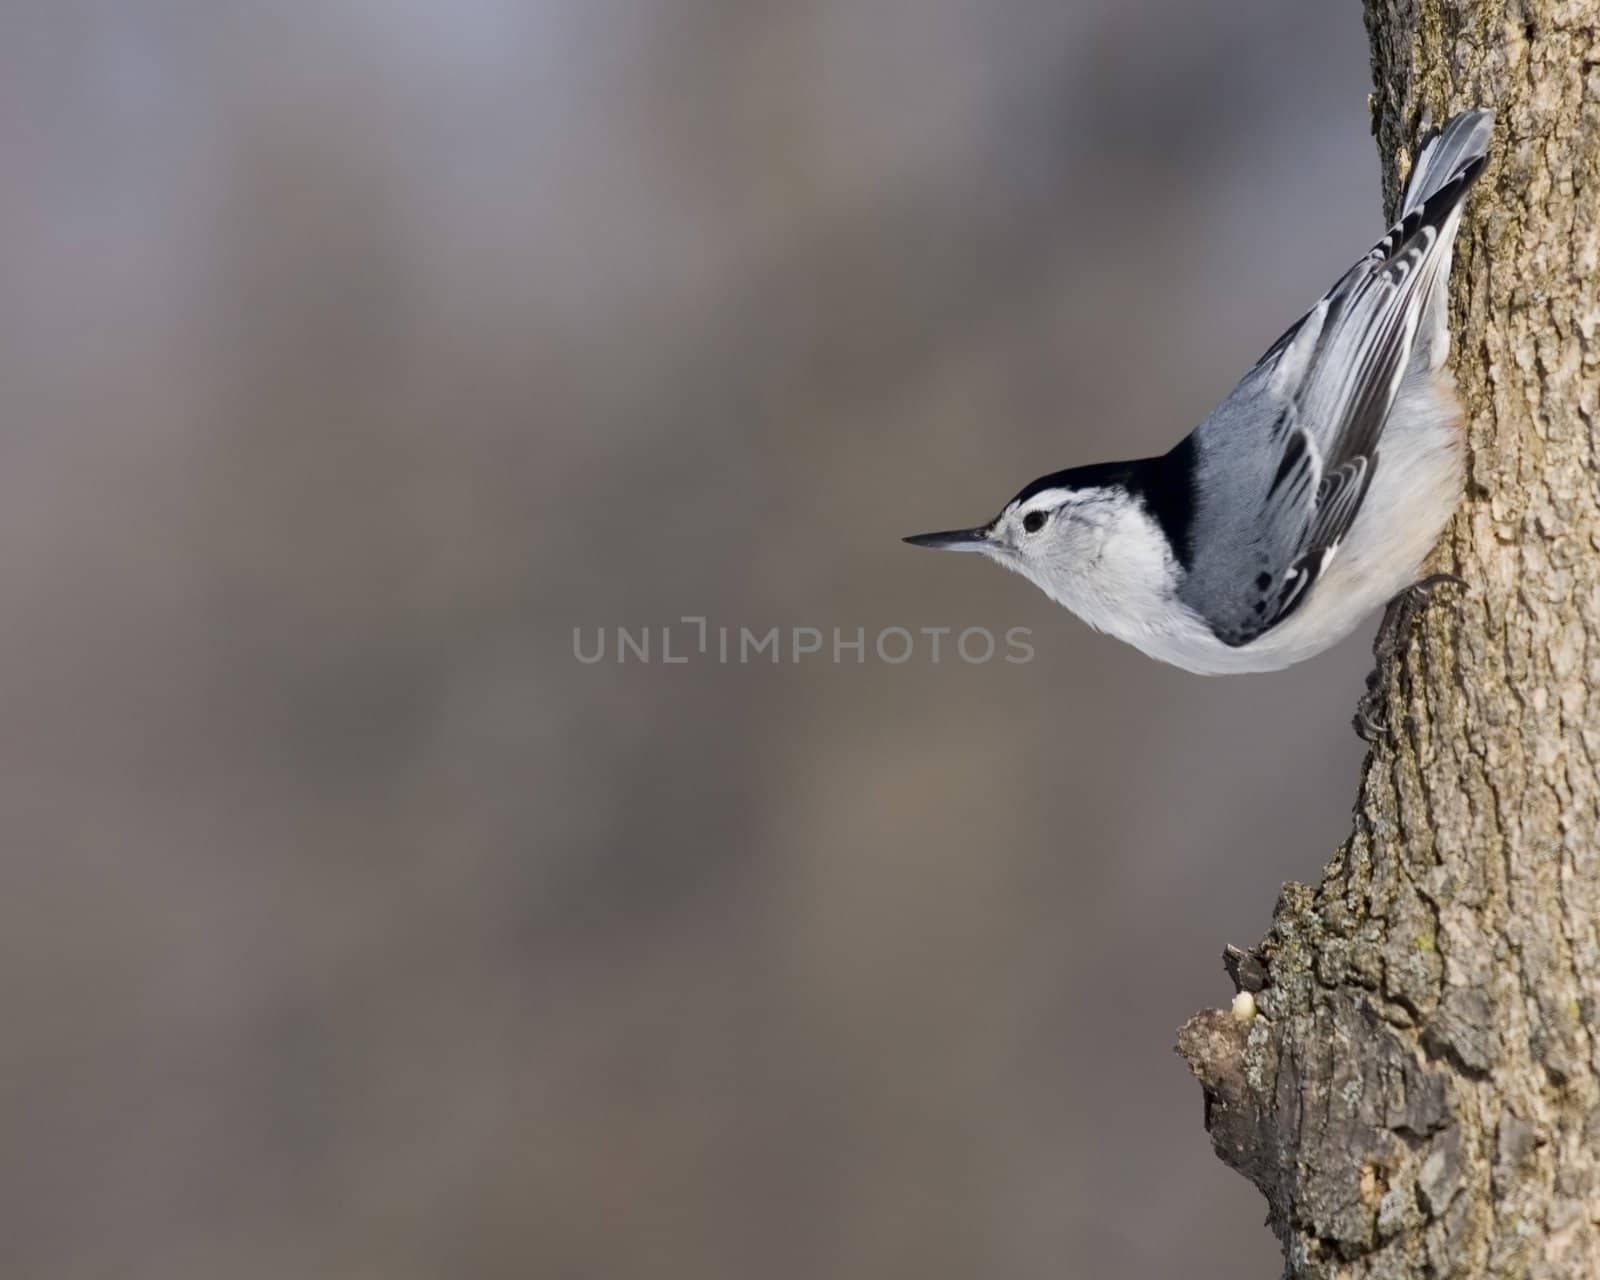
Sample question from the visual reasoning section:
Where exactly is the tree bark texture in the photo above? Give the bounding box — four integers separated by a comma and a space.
1178, 4, 1600, 1277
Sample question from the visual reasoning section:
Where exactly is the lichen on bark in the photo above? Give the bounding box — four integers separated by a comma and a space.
1177, 4, 1600, 1276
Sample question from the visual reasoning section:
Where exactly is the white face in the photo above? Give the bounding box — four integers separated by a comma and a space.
980, 486, 1183, 642
984, 486, 1124, 578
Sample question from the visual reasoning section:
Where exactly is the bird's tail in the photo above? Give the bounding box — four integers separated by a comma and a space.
1399, 109, 1494, 370
1402, 109, 1496, 216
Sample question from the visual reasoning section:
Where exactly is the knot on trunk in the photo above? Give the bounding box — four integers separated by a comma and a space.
1179, 949, 1460, 1267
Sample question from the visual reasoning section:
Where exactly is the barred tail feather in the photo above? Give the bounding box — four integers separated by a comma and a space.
1402, 109, 1495, 217
1401, 109, 1494, 369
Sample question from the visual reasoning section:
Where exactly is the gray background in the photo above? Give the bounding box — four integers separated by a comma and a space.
2, 2, 1383, 1276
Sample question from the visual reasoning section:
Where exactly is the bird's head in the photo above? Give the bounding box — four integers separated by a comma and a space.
906, 467, 1151, 595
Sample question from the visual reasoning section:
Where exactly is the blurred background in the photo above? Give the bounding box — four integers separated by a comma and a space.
0, 2, 1387, 1276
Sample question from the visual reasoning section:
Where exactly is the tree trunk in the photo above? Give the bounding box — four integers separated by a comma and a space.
1176, 5, 1600, 1277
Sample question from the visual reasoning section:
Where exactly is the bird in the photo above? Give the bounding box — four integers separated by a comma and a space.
905, 109, 1494, 680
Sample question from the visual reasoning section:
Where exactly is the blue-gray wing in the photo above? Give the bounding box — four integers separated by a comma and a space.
1175, 113, 1490, 647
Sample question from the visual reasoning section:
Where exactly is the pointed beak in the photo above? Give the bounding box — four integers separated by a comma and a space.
902, 525, 992, 552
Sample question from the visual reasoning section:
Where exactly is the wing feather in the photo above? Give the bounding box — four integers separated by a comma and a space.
1177, 126, 1489, 648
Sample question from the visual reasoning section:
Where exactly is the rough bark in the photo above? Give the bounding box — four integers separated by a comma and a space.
1177, 5, 1600, 1277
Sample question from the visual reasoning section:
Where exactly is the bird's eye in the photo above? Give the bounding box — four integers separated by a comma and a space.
1022, 510, 1048, 534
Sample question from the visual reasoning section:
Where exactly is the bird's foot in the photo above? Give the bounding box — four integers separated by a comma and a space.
1353, 573, 1466, 743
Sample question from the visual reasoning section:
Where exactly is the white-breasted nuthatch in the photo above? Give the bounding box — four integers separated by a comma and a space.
906, 110, 1494, 675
